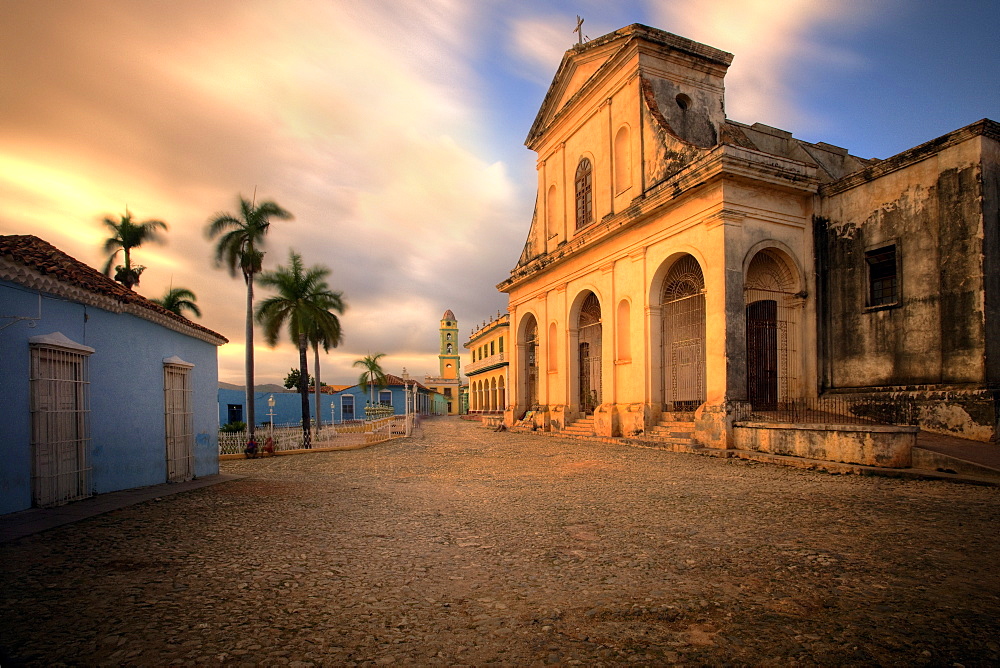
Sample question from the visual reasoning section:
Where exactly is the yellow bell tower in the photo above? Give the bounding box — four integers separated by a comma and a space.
439, 309, 460, 380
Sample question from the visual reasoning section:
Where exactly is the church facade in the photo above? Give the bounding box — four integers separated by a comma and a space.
498, 24, 999, 448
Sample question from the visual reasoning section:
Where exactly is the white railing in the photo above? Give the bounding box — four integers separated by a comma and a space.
464, 351, 506, 376
219, 415, 412, 455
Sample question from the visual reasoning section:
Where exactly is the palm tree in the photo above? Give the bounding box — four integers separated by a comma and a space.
151, 287, 201, 319
310, 317, 343, 430
206, 194, 293, 443
102, 209, 167, 290
255, 250, 345, 448
354, 353, 388, 410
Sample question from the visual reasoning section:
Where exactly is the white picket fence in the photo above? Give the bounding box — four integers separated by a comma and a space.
219, 416, 411, 456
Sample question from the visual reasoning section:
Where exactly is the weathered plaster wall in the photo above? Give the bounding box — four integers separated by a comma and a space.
641, 78, 708, 188
819, 139, 987, 388
981, 135, 1000, 385
733, 423, 917, 467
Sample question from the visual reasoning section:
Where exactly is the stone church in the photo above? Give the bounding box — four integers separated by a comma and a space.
498, 24, 998, 454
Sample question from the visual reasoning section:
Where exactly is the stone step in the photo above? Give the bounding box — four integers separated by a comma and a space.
648, 420, 695, 441
656, 420, 696, 430
563, 417, 595, 436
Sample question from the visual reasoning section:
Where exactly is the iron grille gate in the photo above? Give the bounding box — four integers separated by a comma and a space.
578, 294, 602, 414
525, 320, 539, 408
744, 286, 800, 411
661, 256, 706, 413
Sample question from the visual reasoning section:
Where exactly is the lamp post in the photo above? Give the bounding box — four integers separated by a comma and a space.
267, 394, 276, 432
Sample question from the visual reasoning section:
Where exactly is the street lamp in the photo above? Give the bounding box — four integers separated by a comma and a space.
267, 394, 276, 431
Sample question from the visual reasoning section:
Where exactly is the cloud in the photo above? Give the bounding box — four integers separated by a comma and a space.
649, 0, 873, 133
506, 17, 573, 85
0, 0, 523, 386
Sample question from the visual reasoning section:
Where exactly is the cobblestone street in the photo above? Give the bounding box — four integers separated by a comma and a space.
2, 417, 999, 666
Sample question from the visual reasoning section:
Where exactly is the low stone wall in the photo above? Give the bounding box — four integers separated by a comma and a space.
825, 386, 997, 443
734, 422, 918, 468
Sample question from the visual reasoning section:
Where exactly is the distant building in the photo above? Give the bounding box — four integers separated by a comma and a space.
329, 372, 439, 422
424, 309, 467, 415
498, 23, 999, 450
464, 312, 509, 416
0, 235, 227, 514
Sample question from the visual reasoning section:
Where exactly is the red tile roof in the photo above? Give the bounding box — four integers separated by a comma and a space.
338, 374, 434, 394
0, 234, 227, 344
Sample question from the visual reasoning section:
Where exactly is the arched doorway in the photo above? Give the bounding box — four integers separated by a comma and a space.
522, 315, 539, 409
661, 255, 706, 413
744, 249, 802, 410
578, 292, 602, 414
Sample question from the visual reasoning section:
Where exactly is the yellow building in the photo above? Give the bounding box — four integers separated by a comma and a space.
423, 309, 466, 415
464, 312, 509, 416
498, 23, 1000, 452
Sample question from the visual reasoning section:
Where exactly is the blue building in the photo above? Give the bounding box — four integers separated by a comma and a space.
218, 374, 443, 427
0, 235, 227, 515
217, 387, 337, 427
330, 374, 439, 422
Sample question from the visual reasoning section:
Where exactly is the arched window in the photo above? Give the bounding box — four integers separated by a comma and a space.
446, 343, 453, 353
575, 158, 593, 230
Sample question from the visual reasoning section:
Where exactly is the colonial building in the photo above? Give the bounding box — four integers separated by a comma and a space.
498, 24, 999, 450
464, 312, 510, 416
1, 235, 227, 514
423, 309, 467, 415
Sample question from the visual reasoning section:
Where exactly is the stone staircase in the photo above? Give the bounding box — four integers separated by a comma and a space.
562, 415, 595, 437
641, 418, 700, 451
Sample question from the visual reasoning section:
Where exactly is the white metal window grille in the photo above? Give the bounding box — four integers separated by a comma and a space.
661, 255, 706, 413
30, 345, 92, 507
578, 293, 603, 413
164, 362, 194, 482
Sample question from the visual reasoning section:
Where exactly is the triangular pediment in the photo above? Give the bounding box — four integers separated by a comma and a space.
525, 24, 734, 150
526, 30, 633, 149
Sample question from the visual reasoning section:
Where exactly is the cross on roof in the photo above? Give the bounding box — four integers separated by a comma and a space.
573, 15, 584, 45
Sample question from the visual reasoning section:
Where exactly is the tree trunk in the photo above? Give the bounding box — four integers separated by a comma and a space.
245, 273, 256, 443
313, 341, 322, 431
298, 332, 311, 449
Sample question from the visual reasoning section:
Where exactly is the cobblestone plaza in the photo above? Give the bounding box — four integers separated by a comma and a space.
2, 418, 998, 665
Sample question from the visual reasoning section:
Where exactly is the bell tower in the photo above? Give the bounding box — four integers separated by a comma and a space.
439, 309, 460, 380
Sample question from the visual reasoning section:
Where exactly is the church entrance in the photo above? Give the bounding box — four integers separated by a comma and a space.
743, 249, 803, 411
746, 299, 778, 410
661, 255, 706, 413
523, 315, 539, 408
578, 292, 602, 414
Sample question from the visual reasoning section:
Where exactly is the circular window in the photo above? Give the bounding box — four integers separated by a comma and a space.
676, 93, 691, 110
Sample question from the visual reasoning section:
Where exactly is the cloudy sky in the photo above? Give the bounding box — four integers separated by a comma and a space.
2, 0, 997, 387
